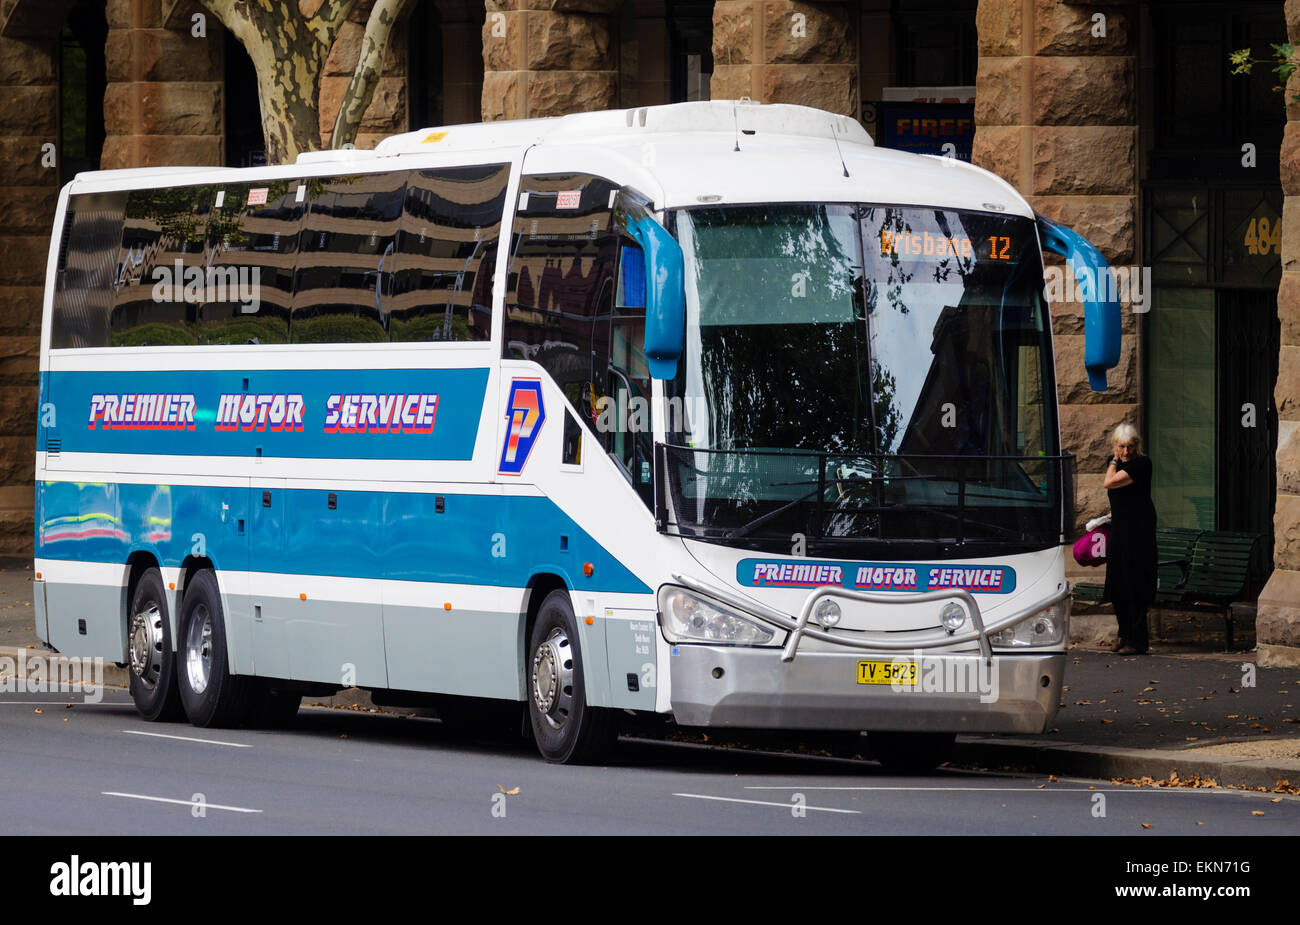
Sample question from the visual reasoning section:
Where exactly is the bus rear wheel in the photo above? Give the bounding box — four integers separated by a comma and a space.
176, 570, 255, 728
527, 590, 615, 764
127, 567, 183, 721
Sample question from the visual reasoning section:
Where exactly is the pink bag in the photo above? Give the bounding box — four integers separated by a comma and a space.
1072, 526, 1109, 567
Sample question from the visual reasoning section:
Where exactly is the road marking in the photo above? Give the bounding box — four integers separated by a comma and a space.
744, 785, 1220, 794
122, 729, 251, 748
674, 793, 860, 814
102, 792, 262, 814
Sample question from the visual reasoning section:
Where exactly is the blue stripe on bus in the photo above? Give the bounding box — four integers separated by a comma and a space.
38, 367, 490, 460
36, 481, 651, 595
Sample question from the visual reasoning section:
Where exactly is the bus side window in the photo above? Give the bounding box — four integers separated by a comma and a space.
390, 164, 508, 343
52, 191, 127, 349
110, 185, 212, 347
291, 173, 404, 344
504, 173, 621, 409
202, 182, 301, 345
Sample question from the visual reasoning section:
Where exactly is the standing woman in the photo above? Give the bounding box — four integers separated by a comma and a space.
1101, 423, 1158, 654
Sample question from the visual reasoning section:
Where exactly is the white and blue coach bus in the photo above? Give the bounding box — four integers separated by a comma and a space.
34, 101, 1122, 766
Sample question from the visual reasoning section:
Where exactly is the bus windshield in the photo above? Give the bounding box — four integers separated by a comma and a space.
662, 202, 1069, 558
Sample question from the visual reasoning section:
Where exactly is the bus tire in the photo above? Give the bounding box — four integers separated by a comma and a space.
868, 731, 956, 773
176, 569, 255, 728
527, 589, 615, 764
126, 567, 184, 722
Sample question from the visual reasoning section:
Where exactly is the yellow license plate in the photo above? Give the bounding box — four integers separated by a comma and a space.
857, 660, 917, 686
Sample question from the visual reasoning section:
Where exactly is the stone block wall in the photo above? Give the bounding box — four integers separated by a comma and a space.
481, 0, 620, 121
710, 0, 857, 116
972, 0, 1139, 543
0, 30, 54, 553
100, 0, 223, 168
1257, 0, 1300, 666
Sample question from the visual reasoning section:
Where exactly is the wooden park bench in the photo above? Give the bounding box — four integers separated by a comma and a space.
1071, 528, 1260, 649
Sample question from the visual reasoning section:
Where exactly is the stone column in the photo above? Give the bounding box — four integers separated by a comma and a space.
972, 0, 1138, 544
0, 31, 57, 554
481, 0, 620, 122
710, 0, 857, 117
100, 0, 223, 168
1258, 0, 1300, 666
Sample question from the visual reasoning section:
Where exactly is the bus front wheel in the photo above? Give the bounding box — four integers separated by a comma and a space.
527, 590, 615, 764
127, 567, 184, 722
176, 569, 255, 728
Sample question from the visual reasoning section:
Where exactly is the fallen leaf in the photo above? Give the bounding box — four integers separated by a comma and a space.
1048, 775, 1059, 783
1141, 823, 1152, 829
1272, 797, 1283, 803
498, 785, 521, 795
1251, 811, 1264, 816
33, 708, 42, 714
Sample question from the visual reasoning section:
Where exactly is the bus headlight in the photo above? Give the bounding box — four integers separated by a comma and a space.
658, 586, 780, 647
989, 599, 1069, 648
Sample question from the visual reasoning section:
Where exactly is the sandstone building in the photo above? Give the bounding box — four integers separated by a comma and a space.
1, 0, 1296, 662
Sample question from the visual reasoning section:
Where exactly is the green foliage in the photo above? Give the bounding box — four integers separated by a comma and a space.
1229, 44, 1299, 101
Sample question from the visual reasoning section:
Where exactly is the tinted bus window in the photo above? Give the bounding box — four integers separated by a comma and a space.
202, 181, 304, 345
389, 164, 509, 343
110, 186, 213, 346
51, 191, 126, 348
292, 173, 404, 343
505, 173, 620, 408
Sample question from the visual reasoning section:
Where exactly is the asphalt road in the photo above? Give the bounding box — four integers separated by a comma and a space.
3, 689, 1298, 836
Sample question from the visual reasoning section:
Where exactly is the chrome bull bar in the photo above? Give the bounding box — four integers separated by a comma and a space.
670, 572, 1071, 665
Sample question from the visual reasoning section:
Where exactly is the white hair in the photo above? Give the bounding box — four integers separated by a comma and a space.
1112, 423, 1140, 448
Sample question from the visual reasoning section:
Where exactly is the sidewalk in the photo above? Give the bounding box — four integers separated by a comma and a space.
3, 565, 1297, 786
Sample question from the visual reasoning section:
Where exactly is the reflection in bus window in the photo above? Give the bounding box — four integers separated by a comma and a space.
390, 164, 508, 343
292, 173, 404, 343
112, 186, 213, 346
203, 182, 303, 345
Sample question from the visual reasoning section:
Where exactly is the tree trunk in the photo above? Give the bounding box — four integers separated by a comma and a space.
202, 0, 356, 164
329, 0, 414, 150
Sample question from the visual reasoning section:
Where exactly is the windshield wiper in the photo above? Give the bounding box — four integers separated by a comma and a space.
725, 485, 823, 540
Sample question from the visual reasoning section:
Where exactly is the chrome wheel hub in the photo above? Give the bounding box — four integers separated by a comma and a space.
531, 627, 575, 731
128, 604, 165, 689
184, 605, 214, 695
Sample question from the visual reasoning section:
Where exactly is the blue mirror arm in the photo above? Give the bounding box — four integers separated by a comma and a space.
1036, 213, 1122, 392
626, 213, 686, 380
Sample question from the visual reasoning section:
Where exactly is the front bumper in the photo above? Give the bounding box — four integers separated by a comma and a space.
668, 646, 1065, 734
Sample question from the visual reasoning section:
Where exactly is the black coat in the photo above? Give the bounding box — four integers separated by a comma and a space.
1102, 454, 1158, 607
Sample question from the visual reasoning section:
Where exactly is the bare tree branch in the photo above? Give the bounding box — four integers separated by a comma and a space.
329, 0, 413, 149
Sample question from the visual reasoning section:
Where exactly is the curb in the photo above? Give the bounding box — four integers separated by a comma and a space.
952, 736, 1300, 790
0, 645, 129, 687
6, 645, 1299, 788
